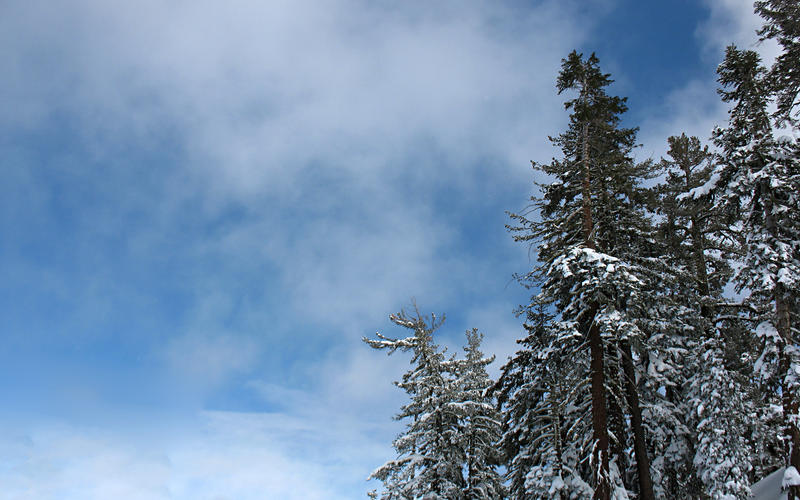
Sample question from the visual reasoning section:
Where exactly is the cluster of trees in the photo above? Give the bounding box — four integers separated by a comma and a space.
364, 306, 505, 499
365, 1, 799, 498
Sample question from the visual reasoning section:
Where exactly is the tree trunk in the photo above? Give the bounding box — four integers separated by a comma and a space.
763, 179, 800, 497
581, 111, 609, 500
689, 213, 712, 317
777, 288, 800, 499
621, 339, 656, 500
606, 345, 629, 488
553, 392, 568, 500
590, 315, 611, 500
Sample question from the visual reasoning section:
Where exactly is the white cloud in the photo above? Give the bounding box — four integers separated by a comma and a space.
164, 333, 260, 391
0, 410, 390, 500
0, 0, 584, 342
638, 79, 729, 160
698, 0, 779, 59
0, 0, 580, 194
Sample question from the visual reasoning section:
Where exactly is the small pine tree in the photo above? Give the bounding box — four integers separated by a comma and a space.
364, 308, 466, 499
365, 307, 504, 499
452, 329, 505, 499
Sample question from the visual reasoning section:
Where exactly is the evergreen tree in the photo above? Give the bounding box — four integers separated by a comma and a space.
656, 134, 734, 306
508, 51, 656, 500
712, 44, 800, 497
653, 133, 751, 497
365, 308, 504, 499
364, 308, 466, 499
686, 326, 756, 499
494, 302, 593, 499
452, 329, 505, 500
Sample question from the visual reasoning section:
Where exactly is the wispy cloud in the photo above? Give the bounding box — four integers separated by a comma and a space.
1, 0, 580, 190
638, 0, 780, 160
0, 410, 392, 500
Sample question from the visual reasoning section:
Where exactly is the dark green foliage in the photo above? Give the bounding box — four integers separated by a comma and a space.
712, 42, 800, 493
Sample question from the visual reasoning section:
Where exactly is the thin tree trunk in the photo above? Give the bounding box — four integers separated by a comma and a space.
590, 314, 611, 500
606, 346, 629, 487
582, 122, 594, 250
621, 339, 656, 500
777, 288, 800, 500
553, 390, 568, 500
690, 214, 712, 317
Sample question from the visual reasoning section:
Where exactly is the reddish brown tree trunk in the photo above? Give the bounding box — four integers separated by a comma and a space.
606, 350, 628, 483
621, 340, 655, 500
582, 122, 594, 250
762, 179, 800, 497
581, 117, 610, 500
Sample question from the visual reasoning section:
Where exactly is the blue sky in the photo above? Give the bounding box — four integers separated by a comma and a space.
0, 0, 777, 497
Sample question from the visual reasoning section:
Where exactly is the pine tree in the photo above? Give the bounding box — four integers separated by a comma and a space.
364, 308, 466, 499
452, 329, 505, 500
652, 133, 752, 497
508, 51, 656, 500
494, 302, 593, 499
689, 342, 754, 499
365, 308, 505, 499
656, 134, 734, 306
712, 44, 800, 497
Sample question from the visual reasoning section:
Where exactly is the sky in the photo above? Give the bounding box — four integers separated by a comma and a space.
0, 0, 779, 498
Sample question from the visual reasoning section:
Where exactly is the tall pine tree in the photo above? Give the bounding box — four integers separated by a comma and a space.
712, 44, 800, 497
507, 51, 656, 500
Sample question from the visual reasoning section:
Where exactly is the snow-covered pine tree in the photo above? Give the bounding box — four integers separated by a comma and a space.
712, 44, 800, 497
687, 331, 755, 499
508, 51, 656, 500
494, 301, 593, 499
656, 134, 735, 308
755, 0, 800, 124
450, 329, 505, 500
364, 308, 466, 499
365, 308, 506, 499
652, 133, 750, 497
